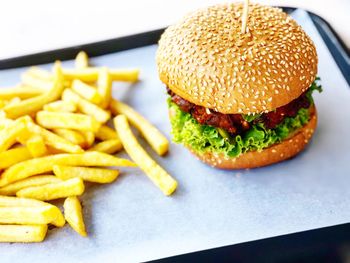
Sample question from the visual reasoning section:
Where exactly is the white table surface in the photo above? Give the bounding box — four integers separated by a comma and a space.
0, 0, 349, 60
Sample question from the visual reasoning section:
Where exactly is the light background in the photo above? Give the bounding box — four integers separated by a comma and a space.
0, 0, 349, 59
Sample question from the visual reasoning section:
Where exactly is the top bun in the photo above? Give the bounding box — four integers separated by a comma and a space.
156, 3, 318, 114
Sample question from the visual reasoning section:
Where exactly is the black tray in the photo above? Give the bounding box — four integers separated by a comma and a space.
1, 7, 349, 263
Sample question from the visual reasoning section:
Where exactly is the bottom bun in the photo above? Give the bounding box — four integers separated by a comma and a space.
190, 105, 317, 169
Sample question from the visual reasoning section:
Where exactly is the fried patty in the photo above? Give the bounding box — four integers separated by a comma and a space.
167, 88, 311, 135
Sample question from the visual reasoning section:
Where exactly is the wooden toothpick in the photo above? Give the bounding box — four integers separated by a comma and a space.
241, 0, 250, 34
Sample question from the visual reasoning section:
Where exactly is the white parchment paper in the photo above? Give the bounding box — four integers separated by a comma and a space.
0, 9, 349, 263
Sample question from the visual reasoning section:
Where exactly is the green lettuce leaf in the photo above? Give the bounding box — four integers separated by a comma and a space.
168, 79, 321, 158
242, 113, 261, 122
306, 77, 322, 103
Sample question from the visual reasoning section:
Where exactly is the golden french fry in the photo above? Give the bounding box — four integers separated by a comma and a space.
62, 67, 140, 82
62, 89, 110, 123
71, 79, 102, 104
75, 51, 89, 69
0, 118, 26, 152
5, 97, 21, 108
0, 205, 59, 224
64, 196, 87, 237
0, 147, 32, 170
0, 86, 43, 100
43, 100, 77, 112
4, 62, 65, 119
62, 68, 99, 82
0, 115, 12, 128
46, 147, 64, 155
80, 131, 95, 148
88, 139, 122, 154
16, 125, 32, 145
95, 125, 119, 141
53, 165, 119, 183
0, 151, 135, 186
21, 74, 52, 90
17, 177, 85, 201
0, 195, 49, 207
109, 68, 140, 82
24, 66, 53, 81
110, 100, 169, 156
0, 175, 62, 196
26, 134, 47, 157
114, 115, 177, 195
53, 129, 85, 147
97, 67, 112, 109
20, 116, 83, 153
0, 100, 5, 109
36, 111, 101, 132
0, 225, 48, 243
0, 195, 65, 227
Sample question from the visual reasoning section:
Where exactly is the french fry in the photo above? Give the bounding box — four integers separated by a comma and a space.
6, 97, 21, 106
13, 121, 36, 144
0, 147, 32, 170
53, 165, 119, 183
0, 151, 135, 186
75, 51, 89, 69
0, 100, 5, 109
88, 139, 122, 154
36, 111, 101, 132
62, 89, 110, 123
0, 86, 43, 100
80, 131, 95, 148
20, 116, 83, 153
0, 205, 59, 225
0, 110, 6, 119
24, 66, 53, 81
0, 175, 62, 196
114, 115, 177, 195
62, 68, 140, 82
14, 126, 31, 145
97, 67, 112, 109
0, 51, 148, 242
110, 100, 169, 156
95, 125, 119, 141
109, 68, 140, 82
53, 129, 85, 147
4, 62, 65, 119
46, 147, 64, 155
26, 134, 47, 157
0, 115, 12, 128
0, 118, 26, 152
0, 195, 64, 227
64, 196, 87, 237
62, 68, 99, 82
43, 100, 77, 112
16, 177, 85, 201
0, 195, 49, 207
71, 79, 102, 104
21, 74, 52, 90
0, 225, 48, 243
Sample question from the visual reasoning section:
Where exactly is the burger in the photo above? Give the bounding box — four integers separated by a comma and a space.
156, 3, 322, 169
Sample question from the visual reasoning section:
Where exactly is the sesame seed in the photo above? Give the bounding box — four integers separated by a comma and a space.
156, 2, 317, 115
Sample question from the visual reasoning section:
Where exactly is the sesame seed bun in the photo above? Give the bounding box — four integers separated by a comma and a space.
190, 105, 317, 169
157, 3, 318, 114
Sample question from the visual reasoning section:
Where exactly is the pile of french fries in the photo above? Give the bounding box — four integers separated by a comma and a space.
0, 52, 177, 242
